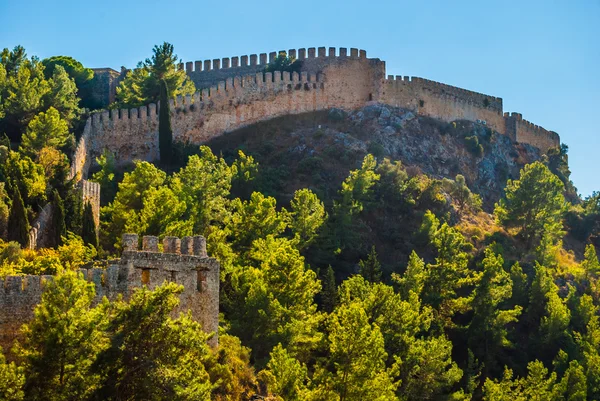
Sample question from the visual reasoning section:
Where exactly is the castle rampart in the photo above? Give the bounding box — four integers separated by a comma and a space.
68, 46, 559, 179
0, 234, 220, 350
27, 203, 52, 250
381, 75, 505, 134
80, 179, 101, 226
185, 46, 374, 92
504, 112, 560, 153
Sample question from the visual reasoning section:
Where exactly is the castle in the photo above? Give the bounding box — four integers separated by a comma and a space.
0, 234, 220, 349
70, 46, 560, 180
5, 46, 561, 352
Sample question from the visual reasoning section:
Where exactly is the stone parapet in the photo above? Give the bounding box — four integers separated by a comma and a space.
0, 233, 220, 350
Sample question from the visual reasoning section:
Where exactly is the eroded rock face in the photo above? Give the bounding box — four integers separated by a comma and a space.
354, 105, 541, 206
217, 105, 541, 209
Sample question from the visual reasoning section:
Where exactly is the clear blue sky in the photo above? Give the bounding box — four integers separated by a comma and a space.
1, 0, 598, 196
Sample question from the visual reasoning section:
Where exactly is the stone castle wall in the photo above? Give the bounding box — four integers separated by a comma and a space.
504, 112, 560, 153
381, 76, 506, 134
78, 48, 383, 172
68, 46, 559, 180
27, 203, 52, 250
80, 179, 100, 226
0, 234, 220, 350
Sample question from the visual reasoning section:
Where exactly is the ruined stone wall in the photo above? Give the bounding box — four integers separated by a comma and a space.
0, 234, 220, 350
0, 275, 52, 350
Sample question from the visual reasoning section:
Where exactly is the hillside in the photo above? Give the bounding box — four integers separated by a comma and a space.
1, 41, 599, 401
206, 104, 542, 209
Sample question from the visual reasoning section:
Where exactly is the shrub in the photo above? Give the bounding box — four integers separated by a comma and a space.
367, 142, 385, 159
464, 135, 484, 157
298, 157, 324, 174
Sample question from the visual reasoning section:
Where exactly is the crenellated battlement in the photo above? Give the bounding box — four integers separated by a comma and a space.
0, 275, 53, 297
0, 234, 220, 349
384, 75, 503, 112
185, 46, 370, 91
504, 111, 560, 151
69, 46, 559, 180
183, 46, 367, 73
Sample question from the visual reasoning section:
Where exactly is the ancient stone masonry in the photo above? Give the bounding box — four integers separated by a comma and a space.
504, 112, 560, 153
87, 68, 126, 109
80, 179, 101, 227
0, 234, 220, 349
27, 203, 52, 250
71, 46, 559, 179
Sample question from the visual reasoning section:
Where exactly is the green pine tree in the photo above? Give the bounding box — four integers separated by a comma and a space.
81, 201, 98, 249
321, 266, 338, 313
17, 270, 102, 400
7, 187, 29, 247
359, 245, 383, 283
50, 189, 66, 248
158, 78, 173, 164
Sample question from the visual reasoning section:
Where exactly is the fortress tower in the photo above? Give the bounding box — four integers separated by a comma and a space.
0, 234, 220, 350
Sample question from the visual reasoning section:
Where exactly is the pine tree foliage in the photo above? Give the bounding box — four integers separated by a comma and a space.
114, 42, 195, 108
17, 270, 102, 400
7, 186, 29, 247
495, 161, 565, 250
0, 347, 24, 401
50, 189, 66, 248
320, 265, 338, 313
358, 245, 383, 283
81, 201, 97, 249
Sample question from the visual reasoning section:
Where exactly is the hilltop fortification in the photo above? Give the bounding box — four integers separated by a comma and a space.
0, 234, 220, 350
71, 46, 560, 183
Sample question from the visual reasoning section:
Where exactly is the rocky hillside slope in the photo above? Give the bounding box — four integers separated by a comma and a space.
206, 104, 542, 209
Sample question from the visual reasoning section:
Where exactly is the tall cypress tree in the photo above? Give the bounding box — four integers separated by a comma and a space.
50, 189, 66, 248
81, 201, 98, 249
7, 186, 29, 247
158, 78, 173, 164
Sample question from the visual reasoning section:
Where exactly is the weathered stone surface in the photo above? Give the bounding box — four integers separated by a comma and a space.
69, 46, 560, 182
0, 234, 220, 350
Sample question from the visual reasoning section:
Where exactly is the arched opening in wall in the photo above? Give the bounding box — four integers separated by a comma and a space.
419, 99, 425, 107
170, 271, 177, 283
369, 93, 373, 101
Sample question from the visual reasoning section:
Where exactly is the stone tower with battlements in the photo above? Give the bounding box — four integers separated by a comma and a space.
0, 234, 220, 350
